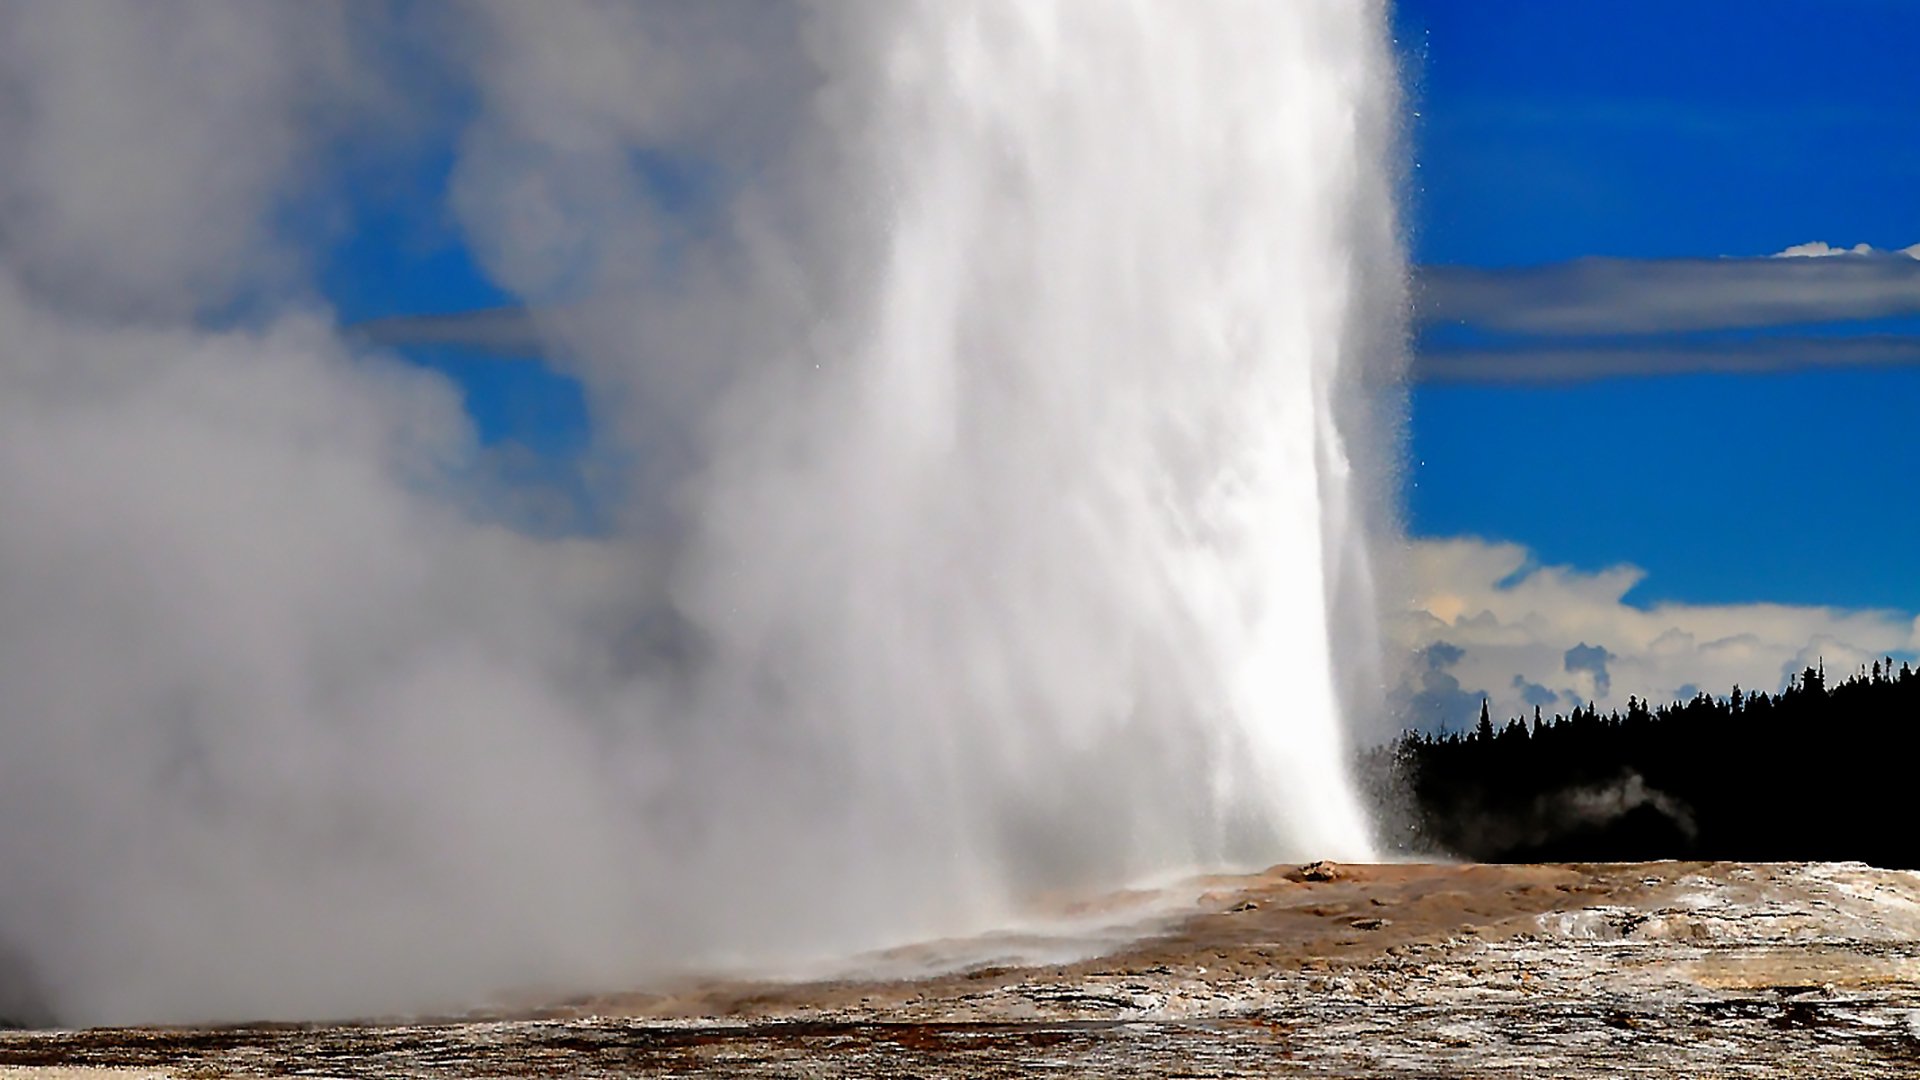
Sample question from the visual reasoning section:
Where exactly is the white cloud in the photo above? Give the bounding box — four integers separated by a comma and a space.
1774, 241, 1920, 260
1773, 240, 1875, 258
1393, 538, 1916, 732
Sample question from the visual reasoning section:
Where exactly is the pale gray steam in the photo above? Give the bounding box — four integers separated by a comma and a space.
0, 1, 1405, 1025
1559, 773, 1697, 843
1422, 772, 1698, 860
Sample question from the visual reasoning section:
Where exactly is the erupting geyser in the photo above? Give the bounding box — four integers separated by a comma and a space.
685, 0, 1405, 897
0, 1, 1404, 1025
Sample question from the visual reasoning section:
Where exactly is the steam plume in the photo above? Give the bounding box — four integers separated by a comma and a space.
0, 1, 1404, 1024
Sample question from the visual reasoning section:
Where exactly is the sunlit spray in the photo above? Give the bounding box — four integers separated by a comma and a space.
0, 1, 1405, 1024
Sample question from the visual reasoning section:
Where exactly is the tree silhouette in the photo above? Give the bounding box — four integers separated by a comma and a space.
1364, 662, 1920, 867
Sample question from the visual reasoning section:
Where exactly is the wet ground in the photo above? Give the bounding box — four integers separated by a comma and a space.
5, 860, 1920, 1076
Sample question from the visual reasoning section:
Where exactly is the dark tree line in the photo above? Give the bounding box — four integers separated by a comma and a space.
1363, 660, 1920, 867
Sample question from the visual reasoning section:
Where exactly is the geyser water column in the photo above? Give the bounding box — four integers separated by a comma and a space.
0, 0, 1404, 1027
663, 0, 1405, 933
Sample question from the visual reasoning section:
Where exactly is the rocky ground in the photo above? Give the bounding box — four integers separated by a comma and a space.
5, 860, 1920, 1077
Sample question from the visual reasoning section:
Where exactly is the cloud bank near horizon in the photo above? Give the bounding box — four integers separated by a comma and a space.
1394, 537, 1919, 734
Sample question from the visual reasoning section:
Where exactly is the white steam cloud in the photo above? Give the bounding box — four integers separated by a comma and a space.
0, 1, 1404, 1026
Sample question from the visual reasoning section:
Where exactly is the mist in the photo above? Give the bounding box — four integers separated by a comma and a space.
0, 1, 1405, 1025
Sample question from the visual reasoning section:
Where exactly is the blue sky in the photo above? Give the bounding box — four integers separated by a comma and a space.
1395, 0, 1920, 613
318, 2, 1920, 629
320, 140, 593, 460
1395, 0, 1920, 263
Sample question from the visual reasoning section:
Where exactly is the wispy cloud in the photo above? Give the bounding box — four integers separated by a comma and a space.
1419, 246, 1920, 336
364, 243, 1920, 384
1413, 334, 1920, 383
352, 307, 546, 355
1407, 243, 1920, 383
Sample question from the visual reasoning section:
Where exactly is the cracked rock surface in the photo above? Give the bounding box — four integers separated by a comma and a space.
5, 861, 1920, 1077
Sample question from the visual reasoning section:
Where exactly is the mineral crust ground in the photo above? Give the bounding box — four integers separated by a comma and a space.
6, 860, 1920, 1077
